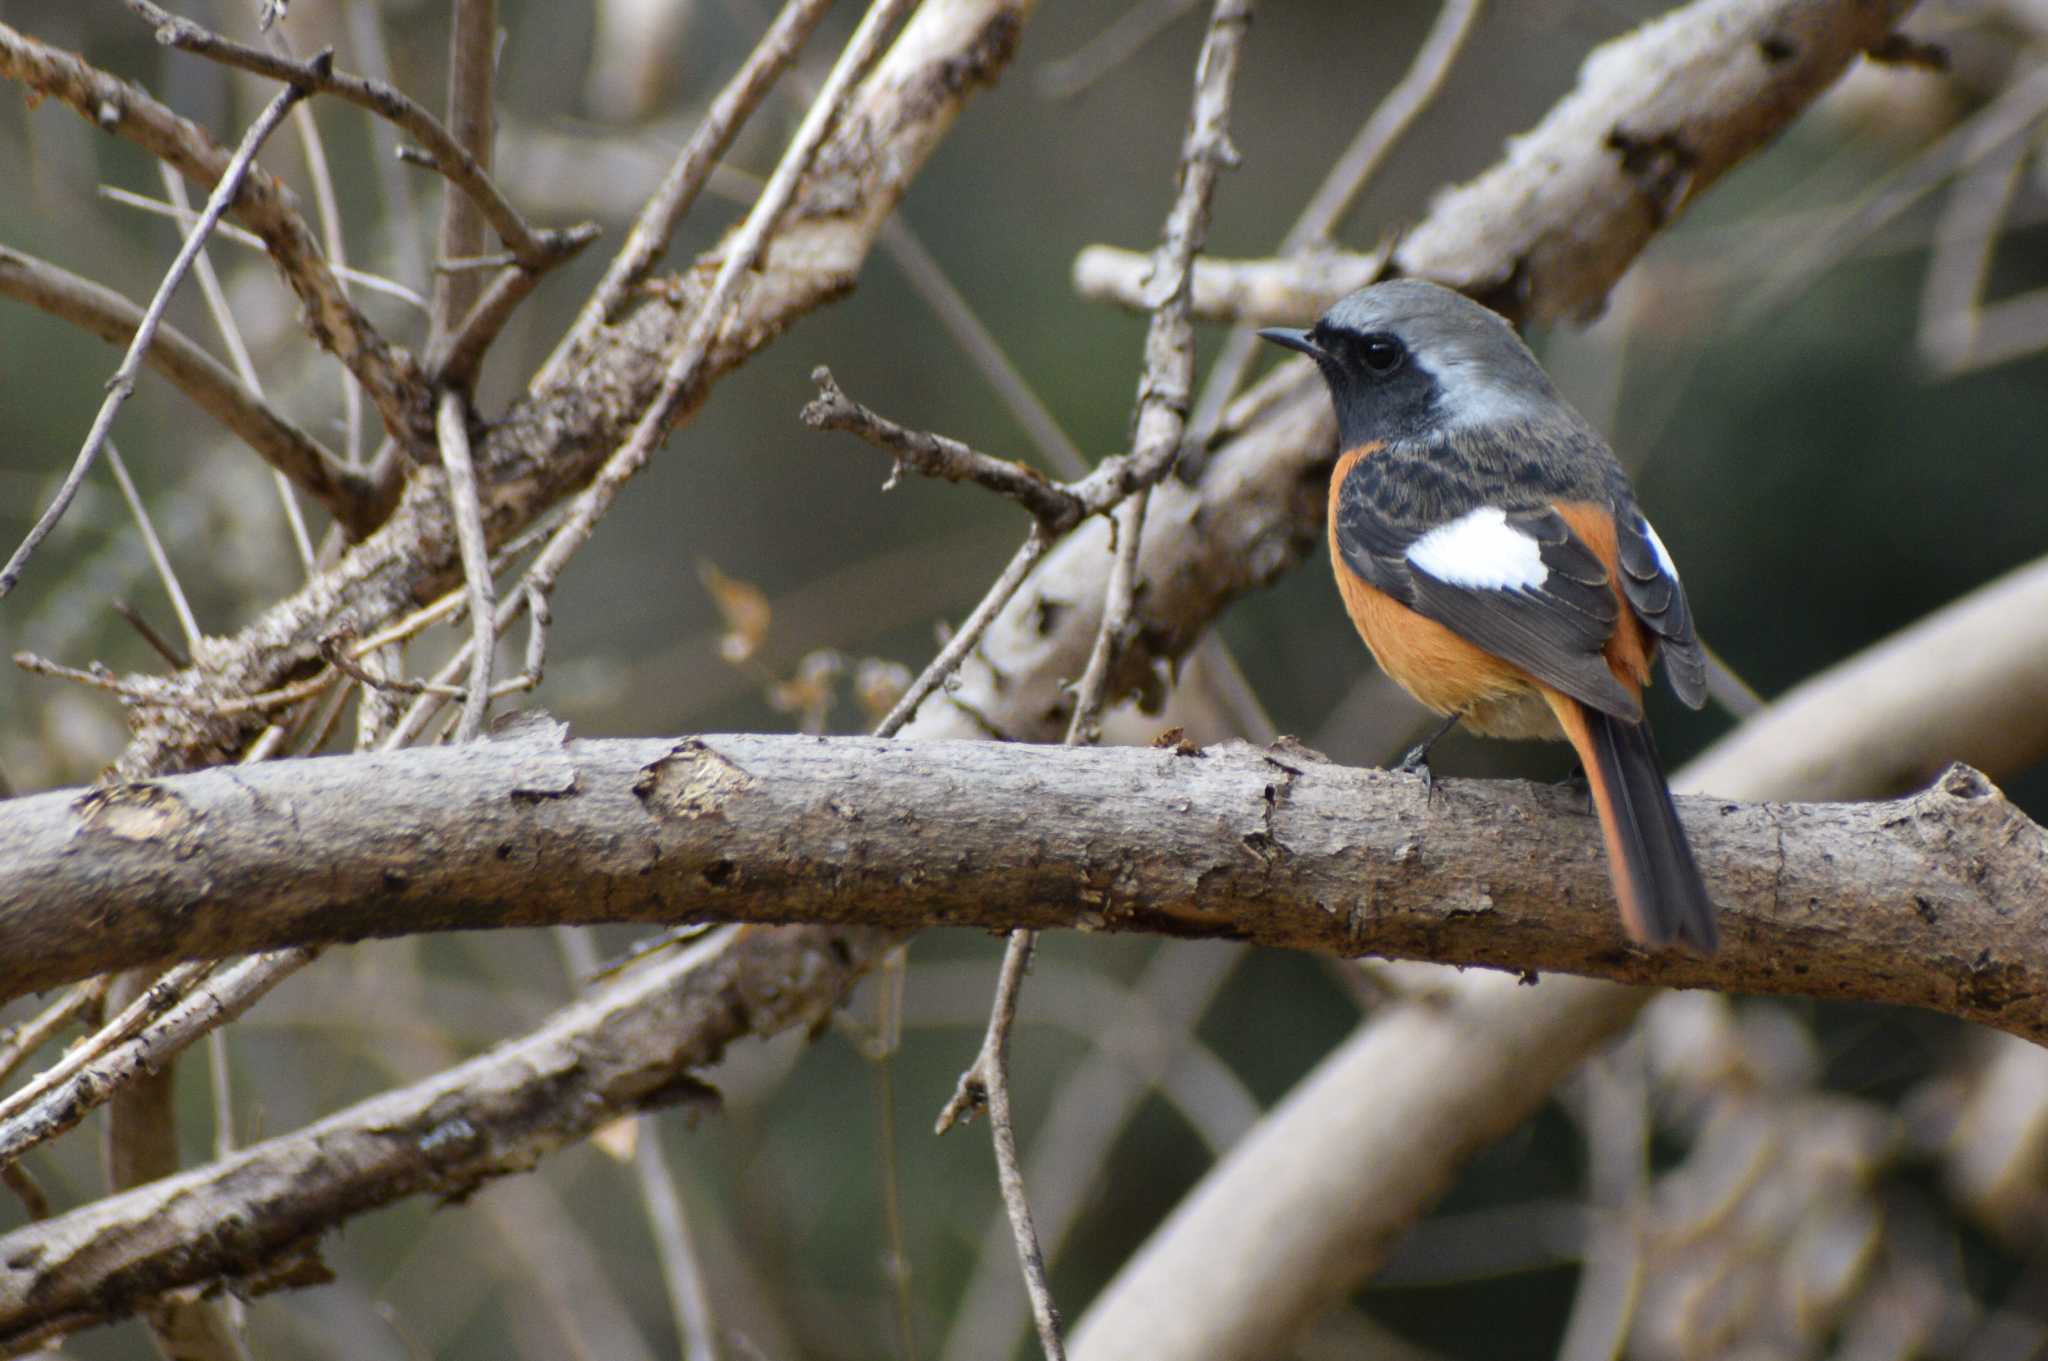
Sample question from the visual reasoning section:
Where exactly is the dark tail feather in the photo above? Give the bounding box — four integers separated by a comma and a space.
1577, 708, 1718, 953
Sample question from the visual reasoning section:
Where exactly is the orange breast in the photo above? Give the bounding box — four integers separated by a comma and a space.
1326, 445, 1535, 722
1325, 454, 1653, 739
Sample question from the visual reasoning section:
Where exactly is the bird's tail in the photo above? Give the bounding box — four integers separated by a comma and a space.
1557, 700, 1718, 953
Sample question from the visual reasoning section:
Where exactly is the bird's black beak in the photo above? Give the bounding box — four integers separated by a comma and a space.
1257, 326, 1320, 358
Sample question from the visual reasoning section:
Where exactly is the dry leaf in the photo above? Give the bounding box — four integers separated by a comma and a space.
697, 560, 771, 664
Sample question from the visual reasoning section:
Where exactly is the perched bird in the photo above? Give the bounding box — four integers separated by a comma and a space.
1261, 279, 1717, 952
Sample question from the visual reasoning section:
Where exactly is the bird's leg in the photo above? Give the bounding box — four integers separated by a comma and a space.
1394, 711, 1462, 799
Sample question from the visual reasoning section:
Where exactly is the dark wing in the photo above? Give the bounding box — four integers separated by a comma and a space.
1335, 480, 1642, 721
1612, 507, 1706, 709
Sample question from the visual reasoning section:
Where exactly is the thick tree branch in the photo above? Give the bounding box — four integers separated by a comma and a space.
105, 0, 1037, 779
1076, 0, 1915, 327
0, 922, 879, 1354
1394, 0, 1916, 320
2, 735, 2044, 1037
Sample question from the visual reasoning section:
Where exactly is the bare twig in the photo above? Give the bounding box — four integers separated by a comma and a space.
0, 1163, 48, 1221
426, 223, 602, 388
0, 952, 313, 1173
1292, 0, 1483, 251
935, 932, 1064, 1359
99, 186, 428, 307
158, 166, 317, 568
1071, 242, 1388, 323
13, 651, 336, 715
429, 0, 501, 354
112, 601, 192, 669
549, 0, 837, 371
637, 1126, 723, 1361
0, 25, 436, 454
0, 978, 112, 1087
0, 71, 313, 599
871, 525, 1051, 738
866, 946, 920, 1361
104, 444, 202, 656
0, 246, 388, 536
436, 391, 498, 741
1182, 0, 1481, 460
803, 368, 1085, 530
937, 944, 1249, 1361
121, 0, 575, 272
513, 0, 921, 645
879, 216, 1089, 478
1064, 491, 1151, 745
1035, 0, 1198, 100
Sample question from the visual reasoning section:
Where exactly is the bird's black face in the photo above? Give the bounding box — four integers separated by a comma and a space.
1259, 322, 1444, 451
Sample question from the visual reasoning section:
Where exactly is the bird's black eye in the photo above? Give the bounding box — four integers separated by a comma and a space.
1359, 334, 1405, 375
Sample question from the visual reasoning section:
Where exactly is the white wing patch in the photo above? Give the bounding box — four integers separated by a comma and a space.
1640, 515, 1680, 581
1406, 506, 1547, 591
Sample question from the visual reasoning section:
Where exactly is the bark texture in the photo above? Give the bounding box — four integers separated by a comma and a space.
4, 733, 2045, 1039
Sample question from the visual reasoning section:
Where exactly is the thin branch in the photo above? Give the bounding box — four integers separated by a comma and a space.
547, 0, 836, 373
0, 25, 437, 453
1290, 0, 1483, 251
436, 391, 498, 741
425, 223, 602, 389
121, 0, 575, 272
0, 1164, 48, 1222
871, 525, 1050, 738
104, 444, 202, 656
935, 933, 1065, 1360
878, 216, 1090, 478
1064, 491, 1151, 746
936, 944, 1249, 1361
157, 165, 316, 570
0, 245, 388, 536
0, 978, 111, 1087
636, 1124, 723, 1361
428, 0, 501, 353
802, 368, 1085, 531
1034, 0, 1198, 101
13, 650, 336, 715
1182, 0, 1481, 460
98, 186, 427, 309
0, 71, 313, 599
1071, 242, 1388, 323
1059, 0, 1251, 511
112, 601, 192, 669
513, 0, 922, 641
272, 29, 366, 468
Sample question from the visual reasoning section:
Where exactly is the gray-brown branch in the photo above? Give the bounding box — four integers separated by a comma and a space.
0, 921, 878, 1355
0, 22, 436, 454
95, 0, 1036, 779
1, 734, 2044, 1036
0, 246, 389, 537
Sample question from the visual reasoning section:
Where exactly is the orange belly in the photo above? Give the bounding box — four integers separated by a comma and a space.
1325, 450, 1648, 741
